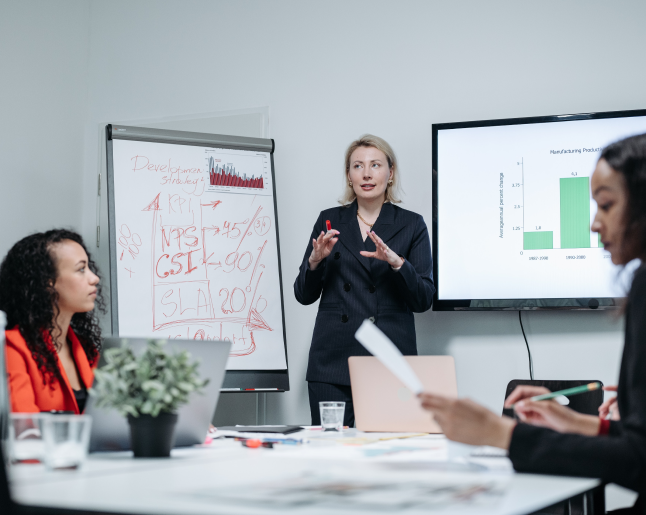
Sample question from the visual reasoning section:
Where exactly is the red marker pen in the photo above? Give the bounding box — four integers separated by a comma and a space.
326, 220, 332, 232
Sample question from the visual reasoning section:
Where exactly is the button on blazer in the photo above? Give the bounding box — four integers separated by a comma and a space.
294, 201, 435, 385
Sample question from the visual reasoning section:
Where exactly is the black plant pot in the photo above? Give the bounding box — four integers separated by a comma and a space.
127, 413, 178, 458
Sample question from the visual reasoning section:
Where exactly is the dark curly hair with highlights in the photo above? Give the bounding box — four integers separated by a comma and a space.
600, 133, 646, 263
0, 229, 105, 386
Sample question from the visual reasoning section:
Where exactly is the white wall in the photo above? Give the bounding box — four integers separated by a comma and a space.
4, 0, 645, 425
0, 1, 90, 260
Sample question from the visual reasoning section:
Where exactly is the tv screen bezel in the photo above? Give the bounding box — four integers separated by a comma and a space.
431, 108, 646, 311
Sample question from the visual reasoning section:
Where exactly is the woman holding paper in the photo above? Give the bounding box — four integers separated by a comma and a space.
419, 133, 646, 511
294, 134, 435, 426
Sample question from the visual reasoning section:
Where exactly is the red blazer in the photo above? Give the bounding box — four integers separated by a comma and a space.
5, 327, 95, 414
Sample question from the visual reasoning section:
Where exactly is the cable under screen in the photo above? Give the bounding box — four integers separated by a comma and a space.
519, 311, 534, 380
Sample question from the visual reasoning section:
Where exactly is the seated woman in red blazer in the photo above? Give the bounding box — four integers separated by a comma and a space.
0, 229, 103, 414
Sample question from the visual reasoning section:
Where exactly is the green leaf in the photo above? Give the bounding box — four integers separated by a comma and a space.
177, 382, 194, 392
91, 339, 208, 416
142, 380, 164, 392
122, 405, 138, 417
141, 401, 153, 414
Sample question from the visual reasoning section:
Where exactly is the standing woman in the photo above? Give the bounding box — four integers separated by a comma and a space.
419, 133, 646, 512
294, 135, 435, 426
0, 229, 103, 414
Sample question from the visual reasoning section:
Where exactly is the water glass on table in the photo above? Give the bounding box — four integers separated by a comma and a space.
9, 413, 46, 463
319, 401, 345, 431
42, 414, 92, 470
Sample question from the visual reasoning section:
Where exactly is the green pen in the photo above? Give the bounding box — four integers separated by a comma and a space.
511, 382, 602, 409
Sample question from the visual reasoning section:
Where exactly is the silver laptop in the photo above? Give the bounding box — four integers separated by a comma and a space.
88, 337, 230, 452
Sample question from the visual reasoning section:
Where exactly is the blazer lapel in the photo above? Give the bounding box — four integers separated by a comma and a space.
337, 201, 372, 274
371, 202, 406, 246
69, 328, 95, 389
49, 328, 94, 414
52, 342, 79, 414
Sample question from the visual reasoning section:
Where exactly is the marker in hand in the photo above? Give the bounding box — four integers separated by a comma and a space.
309, 221, 340, 270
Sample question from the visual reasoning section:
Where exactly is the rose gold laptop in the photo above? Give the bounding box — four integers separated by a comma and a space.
348, 356, 458, 433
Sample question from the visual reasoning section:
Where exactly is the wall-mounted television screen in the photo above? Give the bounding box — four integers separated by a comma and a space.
432, 109, 646, 310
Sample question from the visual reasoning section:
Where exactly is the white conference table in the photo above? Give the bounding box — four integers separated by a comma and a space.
10, 430, 601, 515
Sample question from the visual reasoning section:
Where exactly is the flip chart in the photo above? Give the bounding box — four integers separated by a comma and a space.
106, 126, 288, 372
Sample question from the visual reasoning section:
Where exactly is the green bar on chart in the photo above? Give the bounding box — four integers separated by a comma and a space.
524, 231, 554, 250
560, 177, 591, 249
598, 233, 603, 248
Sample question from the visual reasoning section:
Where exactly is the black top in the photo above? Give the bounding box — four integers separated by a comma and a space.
294, 201, 435, 385
73, 387, 88, 413
509, 265, 646, 511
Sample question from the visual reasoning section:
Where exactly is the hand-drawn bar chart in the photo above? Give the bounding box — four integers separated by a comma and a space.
208, 156, 264, 189
522, 176, 595, 250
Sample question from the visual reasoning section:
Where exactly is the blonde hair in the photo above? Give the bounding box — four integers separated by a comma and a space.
340, 134, 402, 205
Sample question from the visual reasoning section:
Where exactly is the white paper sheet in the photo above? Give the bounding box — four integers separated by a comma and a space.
354, 320, 424, 395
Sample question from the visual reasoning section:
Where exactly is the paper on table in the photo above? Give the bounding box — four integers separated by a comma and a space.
354, 320, 423, 395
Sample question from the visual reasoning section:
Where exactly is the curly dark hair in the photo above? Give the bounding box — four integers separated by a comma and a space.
0, 229, 105, 386
600, 133, 646, 263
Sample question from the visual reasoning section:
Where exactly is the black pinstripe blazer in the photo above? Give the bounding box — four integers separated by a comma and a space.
294, 201, 435, 385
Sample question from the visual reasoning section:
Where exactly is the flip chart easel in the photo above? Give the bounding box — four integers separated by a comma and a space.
105, 124, 289, 390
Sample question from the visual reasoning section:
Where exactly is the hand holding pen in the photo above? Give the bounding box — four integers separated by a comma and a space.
309, 220, 339, 270
505, 382, 604, 436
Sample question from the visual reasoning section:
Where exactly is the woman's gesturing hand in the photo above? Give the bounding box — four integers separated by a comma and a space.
360, 230, 404, 268
599, 385, 620, 420
309, 230, 340, 270
418, 393, 516, 449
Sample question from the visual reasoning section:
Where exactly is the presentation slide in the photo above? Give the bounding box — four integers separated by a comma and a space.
437, 116, 646, 300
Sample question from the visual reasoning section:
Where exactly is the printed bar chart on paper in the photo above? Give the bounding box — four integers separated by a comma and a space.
560, 177, 591, 249
206, 151, 271, 196
208, 157, 264, 189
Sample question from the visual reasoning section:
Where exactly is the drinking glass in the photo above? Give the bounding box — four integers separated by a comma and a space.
9, 413, 46, 463
42, 415, 92, 470
319, 401, 345, 432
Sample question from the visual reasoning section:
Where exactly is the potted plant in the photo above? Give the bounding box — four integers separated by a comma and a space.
91, 340, 208, 458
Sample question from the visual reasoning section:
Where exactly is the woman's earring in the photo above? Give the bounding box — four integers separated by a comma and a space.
349, 181, 353, 186
388, 179, 393, 185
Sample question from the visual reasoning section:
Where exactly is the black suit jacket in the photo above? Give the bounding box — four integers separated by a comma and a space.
509, 266, 646, 513
294, 201, 435, 385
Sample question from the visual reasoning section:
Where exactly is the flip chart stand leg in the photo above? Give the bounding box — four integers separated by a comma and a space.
256, 393, 267, 425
